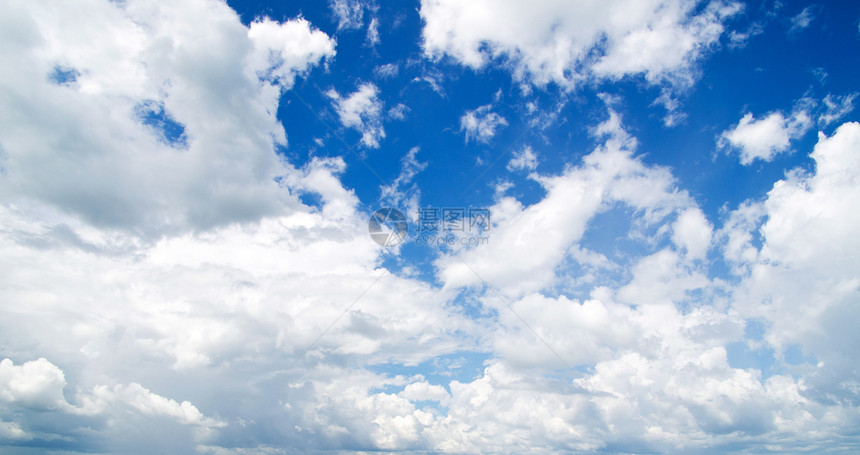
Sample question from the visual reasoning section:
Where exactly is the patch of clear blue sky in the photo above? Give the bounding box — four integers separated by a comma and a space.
224, 0, 860, 381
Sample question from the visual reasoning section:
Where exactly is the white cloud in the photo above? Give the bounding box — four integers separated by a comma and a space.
399, 381, 449, 403
2, 1, 860, 452
727, 22, 765, 49
431, 144, 860, 448
0, 1, 470, 449
506, 146, 538, 171
707, 123, 860, 446
85, 383, 226, 428
720, 93, 856, 164
366, 17, 380, 45
672, 207, 713, 260
420, 0, 741, 89
388, 103, 409, 120
0, 193, 482, 448
819, 92, 857, 126
0, 420, 30, 441
0, 358, 72, 412
3, 102, 860, 453
653, 88, 688, 127
248, 17, 336, 88
730, 122, 860, 359
0, 357, 225, 447
460, 105, 507, 144
719, 110, 811, 164
328, 83, 386, 148
373, 62, 399, 79
718, 200, 766, 274
789, 5, 817, 33
615, 249, 709, 305
0, 0, 334, 236
330, 0, 365, 30
437, 110, 693, 296
380, 147, 426, 219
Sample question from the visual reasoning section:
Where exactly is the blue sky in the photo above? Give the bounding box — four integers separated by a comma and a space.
1, 0, 860, 453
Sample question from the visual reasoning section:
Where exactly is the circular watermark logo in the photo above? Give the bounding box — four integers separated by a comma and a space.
368, 207, 408, 247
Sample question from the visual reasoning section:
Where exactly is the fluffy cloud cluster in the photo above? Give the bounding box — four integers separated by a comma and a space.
1, 0, 859, 453
720, 93, 856, 164
727, 122, 860, 368
424, 113, 860, 452
0, 358, 225, 448
439, 111, 695, 296
3, 101, 860, 453
0, 0, 335, 237
420, 0, 741, 89
720, 110, 811, 164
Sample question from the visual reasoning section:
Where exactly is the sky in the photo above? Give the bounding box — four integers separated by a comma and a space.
0, 0, 859, 453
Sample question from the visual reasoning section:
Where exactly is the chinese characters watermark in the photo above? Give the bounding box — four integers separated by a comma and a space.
368, 207, 491, 247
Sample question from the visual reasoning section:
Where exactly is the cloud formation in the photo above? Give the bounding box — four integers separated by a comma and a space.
1, 0, 859, 454
460, 104, 508, 143
420, 0, 741, 89
720, 109, 811, 164
506, 146, 538, 171
0, 0, 334, 236
329, 83, 387, 148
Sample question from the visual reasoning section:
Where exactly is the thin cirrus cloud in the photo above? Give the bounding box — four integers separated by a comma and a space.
460, 104, 508, 144
789, 5, 819, 33
329, 0, 365, 30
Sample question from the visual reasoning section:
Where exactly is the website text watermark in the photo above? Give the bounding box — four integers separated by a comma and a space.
368, 207, 491, 247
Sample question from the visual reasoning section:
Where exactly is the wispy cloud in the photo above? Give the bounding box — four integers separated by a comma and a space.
460, 104, 507, 144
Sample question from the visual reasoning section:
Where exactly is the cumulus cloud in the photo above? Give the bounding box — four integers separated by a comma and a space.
0, 0, 334, 237
328, 83, 386, 148
3, 1, 860, 453
730, 122, 860, 360
420, 0, 741, 89
719, 109, 812, 164
0, 192, 480, 450
438, 110, 693, 296
85, 383, 226, 428
422, 124, 860, 451
0, 0, 455, 450
0, 358, 72, 412
248, 17, 336, 88
0, 357, 224, 449
672, 207, 713, 259
460, 104, 507, 143
4, 100, 860, 453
